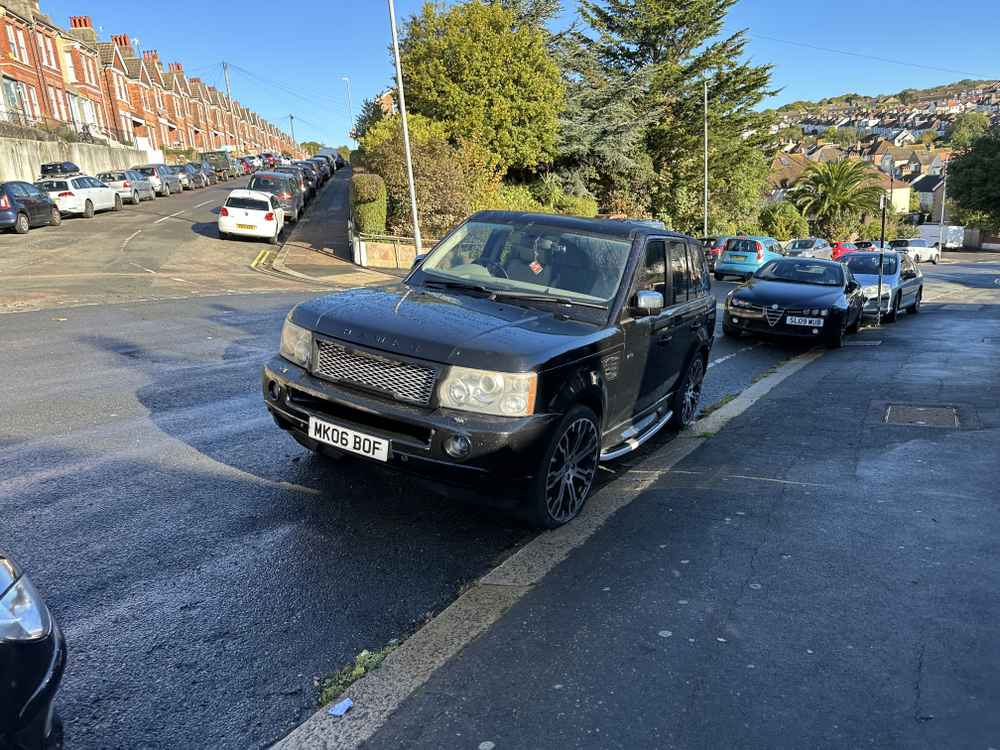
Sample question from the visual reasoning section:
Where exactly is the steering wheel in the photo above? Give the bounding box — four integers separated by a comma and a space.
473, 260, 509, 279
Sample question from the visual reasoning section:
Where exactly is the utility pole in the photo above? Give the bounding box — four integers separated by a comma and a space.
703, 78, 709, 237
937, 168, 947, 257
288, 114, 296, 146
222, 61, 242, 156
388, 0, 422, 251
341, 76, 353, 139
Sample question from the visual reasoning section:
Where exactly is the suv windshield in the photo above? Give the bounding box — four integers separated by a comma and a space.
419, 219, 632, 303
754, 259, 844, 286
891, 239, 927, 247
36, 180, 67, 191
845, 254, 899, 275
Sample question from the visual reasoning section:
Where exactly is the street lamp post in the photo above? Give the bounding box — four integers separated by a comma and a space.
341, 76, 353, 139
387, 0, 422, 252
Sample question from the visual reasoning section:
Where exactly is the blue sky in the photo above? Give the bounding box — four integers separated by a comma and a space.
40, 0, 997, 147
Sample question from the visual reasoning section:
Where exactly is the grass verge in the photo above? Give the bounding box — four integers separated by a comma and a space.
318, 642, 399, 706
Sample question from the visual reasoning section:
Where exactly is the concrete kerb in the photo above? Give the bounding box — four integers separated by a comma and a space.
271, 346, 827, 750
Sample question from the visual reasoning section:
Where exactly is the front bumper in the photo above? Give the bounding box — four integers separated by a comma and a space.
262, 357, 559, 494
863, 295, 895, 316
725, 308, 840, 339
0, 622, 66, 750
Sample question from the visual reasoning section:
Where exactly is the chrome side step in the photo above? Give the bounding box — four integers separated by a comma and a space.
600, 409, 673, 462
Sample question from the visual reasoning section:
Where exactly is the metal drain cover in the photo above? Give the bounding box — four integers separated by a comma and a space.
884, 405, 959, 428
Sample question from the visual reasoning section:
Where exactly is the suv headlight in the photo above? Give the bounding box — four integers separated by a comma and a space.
279, 317, 312, 369
1, 575, 51, 641
729, 296, 753, 308
438, 367, 537, 417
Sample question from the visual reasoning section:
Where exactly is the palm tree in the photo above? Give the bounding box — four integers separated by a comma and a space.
789, 160, 884, 237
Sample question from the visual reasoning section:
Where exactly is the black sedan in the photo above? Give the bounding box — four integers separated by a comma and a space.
723, 257, 865, 348
1, 552, 65, 750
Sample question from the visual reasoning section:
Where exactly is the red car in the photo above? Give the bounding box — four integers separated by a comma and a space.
700, 236, 732, 270
831, 241, 858, 260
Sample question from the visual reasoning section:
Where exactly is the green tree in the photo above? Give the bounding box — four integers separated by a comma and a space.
947, 111, 990, 150
919, 131, 937, 149
400, 1, 564, 171
300, 141, 323, 156
948, 127, 1000, 229
358, 112, 449, 153
788, 160, 883, 237
353, 97, 386, 141
579, 0, 776, 232
499, 0, 562, 26
759, 201, 809, 241
336, 145, 352, 162
826, 126, 858, 147
777, 125, 804, 142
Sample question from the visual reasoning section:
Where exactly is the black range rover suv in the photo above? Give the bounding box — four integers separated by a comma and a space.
263, 211, 715, 527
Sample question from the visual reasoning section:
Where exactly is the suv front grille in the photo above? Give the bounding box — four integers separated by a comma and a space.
313, 339, 438, 406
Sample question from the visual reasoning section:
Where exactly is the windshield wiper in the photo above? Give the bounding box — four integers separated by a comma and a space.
419, 278, 496, 295
488, 289, 608, 310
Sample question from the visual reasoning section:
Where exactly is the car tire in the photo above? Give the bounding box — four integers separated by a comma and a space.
524, 404, 601, 530
218, 230, 228, 241
268, 231, 279, 245
113, 194, 123, 212
714, 272, 724, 281
671, 350, 706, 428
931, 254, 938, 265
722, 320, 741, 337
907, 288, 922, 314
884, 293, 900, 323
131, 191, 140, 205
83, 200, 94, 219
49, 207, 61, 226
13, 212, 29, 234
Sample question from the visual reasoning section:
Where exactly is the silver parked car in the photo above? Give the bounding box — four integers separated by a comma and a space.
132, 164, 182, 197
170, 165, 192, 191
180, 164, 209, 189
842, 251, 924, 322
189, 161, 217, 186
785, 237, 833, 259
97, 169, 156, 204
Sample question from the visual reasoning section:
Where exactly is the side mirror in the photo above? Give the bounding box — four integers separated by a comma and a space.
846, 280, 860, 293
902, 269, 916, 280
633, 290, 664, 315
412, 254, 427, 269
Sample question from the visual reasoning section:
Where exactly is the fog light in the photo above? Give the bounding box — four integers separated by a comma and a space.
267, 379, 283, 401
812, 328, 819, 335
731, 317, 738, 324
444, 435, 472, 459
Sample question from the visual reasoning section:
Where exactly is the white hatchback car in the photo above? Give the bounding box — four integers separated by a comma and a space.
35, 175, 121, 218
218, 189, 284, 244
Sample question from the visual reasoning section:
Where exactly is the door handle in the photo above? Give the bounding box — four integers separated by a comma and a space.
656, 332, 673, 345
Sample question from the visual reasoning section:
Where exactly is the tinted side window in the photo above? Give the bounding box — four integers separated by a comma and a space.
668, 240, 690, 305
687, 240, 706, 297
637, 239, 666, 299
72, 178, 87, 189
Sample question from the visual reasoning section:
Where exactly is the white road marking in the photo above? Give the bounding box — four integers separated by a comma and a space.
625, 468, 830, 488
153, 210, 185, 224
119, 229, 142, 252
127, 262, 156, 274
708, 344, 758, 369
194, 199, 214, 208
171, 277, 193, 284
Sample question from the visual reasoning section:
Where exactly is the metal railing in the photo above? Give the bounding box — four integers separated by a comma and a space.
0, 109, 138, 147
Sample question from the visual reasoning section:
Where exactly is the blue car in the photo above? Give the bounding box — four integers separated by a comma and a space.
713, 236, 784, 281
0, 181, 61, 234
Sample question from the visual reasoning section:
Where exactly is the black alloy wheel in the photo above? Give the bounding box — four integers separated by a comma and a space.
673, 353, 706, 428
528, 405, 601, 529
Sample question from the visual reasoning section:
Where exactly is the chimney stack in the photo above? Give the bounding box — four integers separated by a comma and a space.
111, 34, 132, 54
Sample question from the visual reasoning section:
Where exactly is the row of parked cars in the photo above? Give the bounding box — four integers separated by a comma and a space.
703, 234, 941, 278
0, 159, 238, 235
217, 152, 342, 244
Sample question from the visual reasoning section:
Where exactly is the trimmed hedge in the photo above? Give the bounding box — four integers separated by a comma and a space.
352, 173, 387, 234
